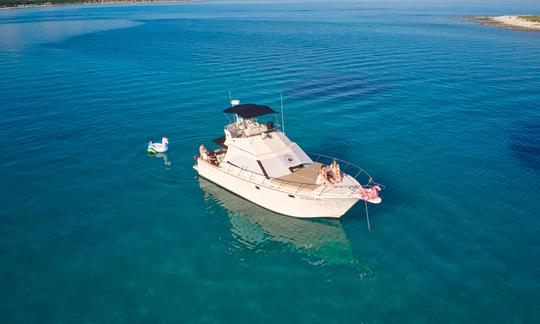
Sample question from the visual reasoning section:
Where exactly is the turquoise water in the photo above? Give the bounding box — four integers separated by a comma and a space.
1, 1, 540, 322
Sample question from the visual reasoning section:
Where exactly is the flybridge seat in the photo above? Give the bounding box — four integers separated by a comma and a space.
224, 103, 278, 138
244, 122, 270, 136
226, 120, 274, 138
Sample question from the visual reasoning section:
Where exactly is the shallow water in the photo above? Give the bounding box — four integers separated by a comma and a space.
1, 1, 539, 323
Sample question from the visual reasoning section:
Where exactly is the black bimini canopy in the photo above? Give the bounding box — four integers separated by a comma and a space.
223, 104, 277, 119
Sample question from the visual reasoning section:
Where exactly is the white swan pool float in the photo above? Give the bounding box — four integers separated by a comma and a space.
147, 136, 169, 154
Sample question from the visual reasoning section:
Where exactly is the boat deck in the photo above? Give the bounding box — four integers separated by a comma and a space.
272, 162, 323, 191
276, 162, 322, 184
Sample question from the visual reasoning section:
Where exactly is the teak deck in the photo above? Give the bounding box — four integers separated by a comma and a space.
272, 162, 323, 191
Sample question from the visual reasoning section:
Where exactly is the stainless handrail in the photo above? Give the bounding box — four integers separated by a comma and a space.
307, 152, 370, 180
306, 152, 385, 189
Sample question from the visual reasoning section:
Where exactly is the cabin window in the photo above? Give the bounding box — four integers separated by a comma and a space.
256, 160, 270, 179
288, 194, 295, 198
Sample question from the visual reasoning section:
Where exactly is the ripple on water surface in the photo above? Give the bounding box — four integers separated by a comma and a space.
1, 2, 540, 323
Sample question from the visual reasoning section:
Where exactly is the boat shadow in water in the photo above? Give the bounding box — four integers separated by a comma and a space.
198, 178, 374, 275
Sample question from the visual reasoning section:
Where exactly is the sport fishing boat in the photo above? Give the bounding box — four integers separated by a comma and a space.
193, 100, 383, 218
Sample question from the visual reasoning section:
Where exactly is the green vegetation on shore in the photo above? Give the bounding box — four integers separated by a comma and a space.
519, 16, 540, 23
0, 0, 179, 8
1, 0, 80, 7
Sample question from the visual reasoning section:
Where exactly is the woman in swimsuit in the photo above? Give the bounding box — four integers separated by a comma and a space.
316, 164, 334, 186
331, 158, 341, 183
199, 144, 209, 161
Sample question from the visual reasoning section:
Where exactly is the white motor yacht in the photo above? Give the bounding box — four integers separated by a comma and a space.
193, 100, 383, 218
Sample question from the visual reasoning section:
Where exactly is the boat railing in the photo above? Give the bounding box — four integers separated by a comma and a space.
307, 152, 385, 196
307, 152, 378, 184
213, 153, 384, 197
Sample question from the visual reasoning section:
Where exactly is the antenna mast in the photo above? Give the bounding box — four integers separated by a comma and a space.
280, 92, 285, 134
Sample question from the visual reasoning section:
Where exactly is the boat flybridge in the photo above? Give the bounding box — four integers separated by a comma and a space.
193, 100, 383, 218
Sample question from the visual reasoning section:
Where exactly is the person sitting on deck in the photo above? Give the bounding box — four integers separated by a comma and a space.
325, 164, 338, 185
199, 144, 209, 161
207, 150, 219, 165
316, 164, 334, 186
330, 158, 342, 183
199, 144, 220, 165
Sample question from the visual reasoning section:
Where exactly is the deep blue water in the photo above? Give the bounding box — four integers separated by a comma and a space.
1, 1, 540, 322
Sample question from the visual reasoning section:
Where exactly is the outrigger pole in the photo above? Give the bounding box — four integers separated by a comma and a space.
280, 91, 285, 134
225, 91, 234, 124
364, 200, 371, 232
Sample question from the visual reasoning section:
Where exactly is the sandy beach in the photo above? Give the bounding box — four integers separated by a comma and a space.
491, 15, 540, 30
463, 15, 540, 31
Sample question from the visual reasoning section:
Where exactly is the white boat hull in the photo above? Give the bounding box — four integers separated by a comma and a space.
195, 160, 359, 218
